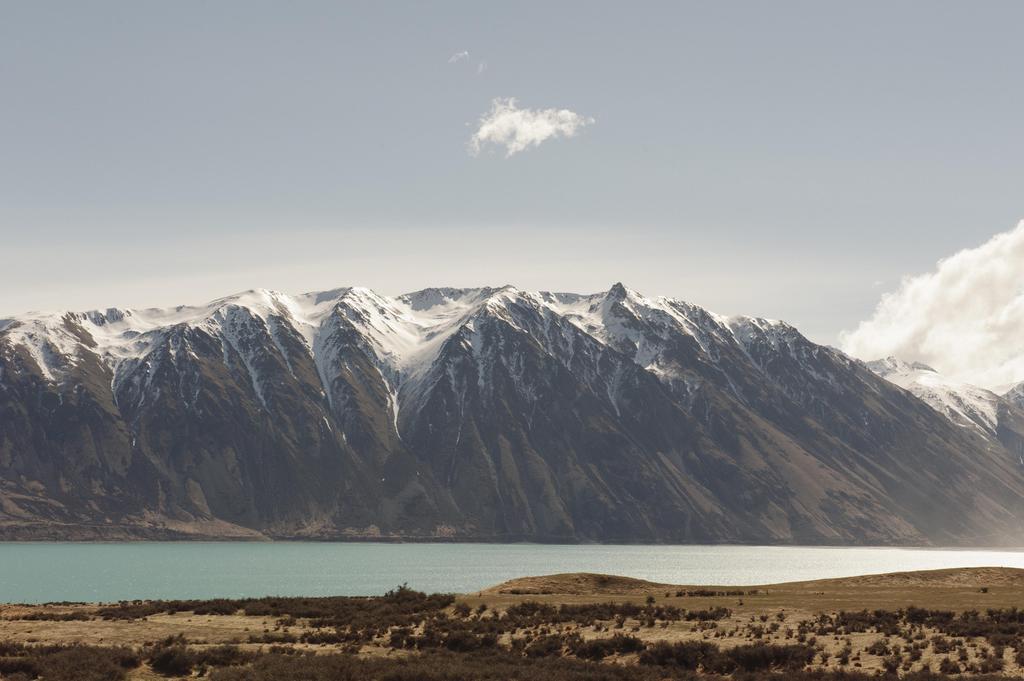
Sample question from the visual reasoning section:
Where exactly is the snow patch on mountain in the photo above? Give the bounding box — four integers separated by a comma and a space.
0, 313, 92, 381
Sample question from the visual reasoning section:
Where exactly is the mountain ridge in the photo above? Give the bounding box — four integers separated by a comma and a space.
3, 284, 1024, 545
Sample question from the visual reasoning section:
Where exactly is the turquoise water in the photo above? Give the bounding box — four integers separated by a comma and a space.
2, 543, 1024, 604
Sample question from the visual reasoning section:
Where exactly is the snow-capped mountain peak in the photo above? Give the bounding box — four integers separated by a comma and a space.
867, 356, 939, 378
866, 356, 1002, 433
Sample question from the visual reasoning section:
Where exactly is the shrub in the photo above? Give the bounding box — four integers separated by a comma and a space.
864, 639, 890, 656
712, 643, 816, 673
149, 645, 193, 677
638, 640, 717, 668
571, 634, 644, 661
524, 634, 568, 658
0, 645, 139, 681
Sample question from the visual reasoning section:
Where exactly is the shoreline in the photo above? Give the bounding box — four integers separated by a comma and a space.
5, 536, 1024, 551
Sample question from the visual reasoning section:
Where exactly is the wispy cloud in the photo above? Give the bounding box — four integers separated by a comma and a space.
448, 50, 469, 64
841, 220, 1024, 389
468, 98, 594, 157
477, 61, 488, 75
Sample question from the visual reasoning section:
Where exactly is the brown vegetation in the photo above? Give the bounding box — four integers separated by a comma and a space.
4, 568, 1024, 679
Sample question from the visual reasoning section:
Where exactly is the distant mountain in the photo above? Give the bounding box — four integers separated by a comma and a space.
3, 284, 1024, 545
1004, 381, 1024, 411
866, 358, 1003, 433
866, 357, 1024, 466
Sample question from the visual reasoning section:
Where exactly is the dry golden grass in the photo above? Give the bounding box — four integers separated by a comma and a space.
464, 567, 1024, 675
0, 609, 297, 653
4, 567, 1024, 678
469, 566, 1024, 613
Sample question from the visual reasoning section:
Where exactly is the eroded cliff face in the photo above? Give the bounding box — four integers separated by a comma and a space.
3, 284, 1023, 545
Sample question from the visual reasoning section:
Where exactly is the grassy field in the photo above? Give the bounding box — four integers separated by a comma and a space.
2, 567, 1024, 679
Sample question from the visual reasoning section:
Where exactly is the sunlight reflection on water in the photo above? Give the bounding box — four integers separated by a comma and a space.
2, 542, 1024, 603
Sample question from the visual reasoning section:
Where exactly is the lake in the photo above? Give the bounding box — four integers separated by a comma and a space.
2, 543, 1024, 604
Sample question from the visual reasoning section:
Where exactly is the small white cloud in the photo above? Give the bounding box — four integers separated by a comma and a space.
468, 97, 594, 157
448, 51, 469, 64
840, 220, 1024, 389
477, 61, 488, 75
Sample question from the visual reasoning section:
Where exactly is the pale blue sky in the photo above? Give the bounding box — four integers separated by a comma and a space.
2, 1, 1022, 342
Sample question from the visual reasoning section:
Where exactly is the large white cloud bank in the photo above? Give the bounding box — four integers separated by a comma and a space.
841, 220, 1024, 390
469, 98, 593, 157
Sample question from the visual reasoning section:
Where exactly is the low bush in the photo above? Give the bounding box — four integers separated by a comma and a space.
149, 644, 193, 677
0, 643, 139, 681
638, 640, 816, 673
571, 634, 644, 660
98, 584, 454, 632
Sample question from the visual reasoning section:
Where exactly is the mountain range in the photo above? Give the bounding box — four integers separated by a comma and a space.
2, 283, 1024, 545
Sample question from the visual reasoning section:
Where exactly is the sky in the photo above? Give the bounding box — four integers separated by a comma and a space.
842, 220, 1024, 390
2, 1, 1023, 350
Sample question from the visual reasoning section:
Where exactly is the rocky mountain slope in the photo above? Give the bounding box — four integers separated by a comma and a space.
3, 284, 1024, 545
